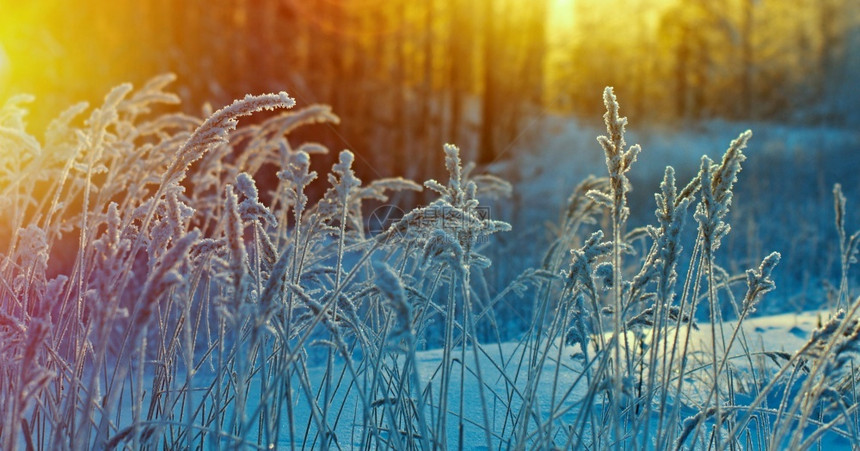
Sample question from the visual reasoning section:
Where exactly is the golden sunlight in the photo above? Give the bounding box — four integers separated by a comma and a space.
0, 44, 9, 88
0, 0, 852, 131
550, 0, 576, 30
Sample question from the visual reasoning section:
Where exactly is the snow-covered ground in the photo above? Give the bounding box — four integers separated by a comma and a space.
275, 310, 831, 449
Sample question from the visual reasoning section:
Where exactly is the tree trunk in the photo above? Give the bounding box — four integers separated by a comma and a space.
478, 0, 497, 165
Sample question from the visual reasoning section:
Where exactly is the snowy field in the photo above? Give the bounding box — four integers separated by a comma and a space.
282, 310, 836, 449
174, 308, 848, 449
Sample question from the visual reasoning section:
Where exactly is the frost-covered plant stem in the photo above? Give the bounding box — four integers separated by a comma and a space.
607, 208, 625, 447
833, 184, 860, 310
68, 133, 99, 450
319, 150, 359, 449
436, 271, 458, 446
110, 92, 295, 354
716, 325, 832, 448
686, 132, 749, 447
280, 153, 315, 450
640, 168, 693, 447
691, 253, 780, 448
182, 276, 196, 451
461, 263, 495, 451
596, 87, 640, 447
703, 250, 725, 445
775, 302, 860, 449
656, 236, 703, 450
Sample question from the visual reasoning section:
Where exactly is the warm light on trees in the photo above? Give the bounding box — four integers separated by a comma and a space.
0, 0, 858, 170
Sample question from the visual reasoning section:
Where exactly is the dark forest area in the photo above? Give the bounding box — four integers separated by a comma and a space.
3, 0, 859, 185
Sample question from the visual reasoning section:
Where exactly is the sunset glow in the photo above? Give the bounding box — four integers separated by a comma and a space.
2, 0, 860, 449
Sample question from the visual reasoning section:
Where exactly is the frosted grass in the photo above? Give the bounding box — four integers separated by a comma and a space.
1, 77, 859, 450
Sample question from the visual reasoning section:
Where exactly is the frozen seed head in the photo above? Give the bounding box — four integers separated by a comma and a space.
695, 157, 726, 251
163, 91, 296, 187
742, 251, 780, 314
597, 87, 640, 221
813, 311, 848, 343
292, 149, 311, 168
330, 149, 362, 201
277, 150, 317, 218
653, 166, 691, 296
656, 167, 678, 215
800, 310, 859, 363
567, 230, 612, 292
421, 228, 465, 270
444, 143, 463, 197
711, 130, 750, 209
373, 260, 408, 307
379, 198, 509, 248
593, 261, 614, 291
166, 189, 195, 235
317, 150, 362, 221
235, 173, 277, 225
223, 185, 247, 297
564, 176, 608, 226
656, 166, 690, 247
601, 87, 627, 151
17, 225, 48, 271
835, 183, 846, 239
695, 130, 751, 251
45, 275, 68, 302
566, 296, 593, 358
190, 238, 224, 260
425, 144, 468, 205
1, 94, 36, 129
373, 260, 413, 345
235, 172, 259, 202
257, 247, 293, 319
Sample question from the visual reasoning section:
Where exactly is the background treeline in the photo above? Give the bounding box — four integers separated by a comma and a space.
2, 0, 860, 182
